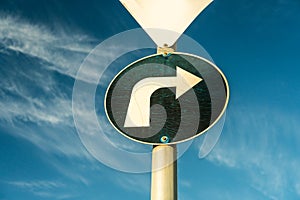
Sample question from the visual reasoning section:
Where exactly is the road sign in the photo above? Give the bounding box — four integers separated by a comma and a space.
120, 0, 213, 47
105, 52, 229, 145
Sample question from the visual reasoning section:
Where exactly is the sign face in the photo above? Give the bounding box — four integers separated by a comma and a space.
105, 52, 229, 145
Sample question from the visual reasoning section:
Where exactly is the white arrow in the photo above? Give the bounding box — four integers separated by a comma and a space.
124, 66, 202, 127
120, 0, 213, 47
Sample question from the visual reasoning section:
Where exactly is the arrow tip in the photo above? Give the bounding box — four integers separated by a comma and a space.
176, 66, 202, 99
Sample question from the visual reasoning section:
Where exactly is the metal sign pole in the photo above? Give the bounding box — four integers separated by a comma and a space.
151, 45, 177, 200
151, 145, 177, 200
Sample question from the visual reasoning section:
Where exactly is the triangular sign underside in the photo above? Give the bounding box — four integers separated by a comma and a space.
120, 0, 213, 47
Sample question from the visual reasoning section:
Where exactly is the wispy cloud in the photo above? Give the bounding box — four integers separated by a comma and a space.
0, 14, 152, 177
0, 15, 97, 164
180, 179, 192, 188
8, 180, 64, 190
0, 15, 102, 170
114, 173, 150, 194
205, 104, 300, 199
0, 15, 95, 127
0, 15, 94, 77
8, 180, 75, 199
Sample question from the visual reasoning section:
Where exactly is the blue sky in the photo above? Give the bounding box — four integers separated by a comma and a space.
0, 0, 300, 199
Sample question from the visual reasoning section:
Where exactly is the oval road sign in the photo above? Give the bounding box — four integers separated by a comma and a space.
105, 52, 229, 145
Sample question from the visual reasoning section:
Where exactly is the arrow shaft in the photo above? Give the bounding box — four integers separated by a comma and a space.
124, 76, 177, 127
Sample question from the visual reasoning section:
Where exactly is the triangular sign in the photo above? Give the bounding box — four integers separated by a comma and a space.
120, 0, 213, 47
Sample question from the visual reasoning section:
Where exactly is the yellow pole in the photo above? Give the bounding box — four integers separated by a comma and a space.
151, 145, 177, 200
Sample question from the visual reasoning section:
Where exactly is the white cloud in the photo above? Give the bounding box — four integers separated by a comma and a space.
0, 88, 71, 126
114, 174, 150, 194
7, 180, 76, 199
0, 15, 95, 126
0, 15, 94, 78
205, 104, 300, 198
0, 15, 152, 176
0, 16, 99, 161
180, 180, 192, 188
8, 180, 64, 190
295, 183, 300, 196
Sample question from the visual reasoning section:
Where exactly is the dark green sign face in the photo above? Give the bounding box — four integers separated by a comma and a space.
105, 52, 229, 145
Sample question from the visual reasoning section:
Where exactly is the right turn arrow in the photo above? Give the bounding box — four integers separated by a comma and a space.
124, 66, 202, 128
